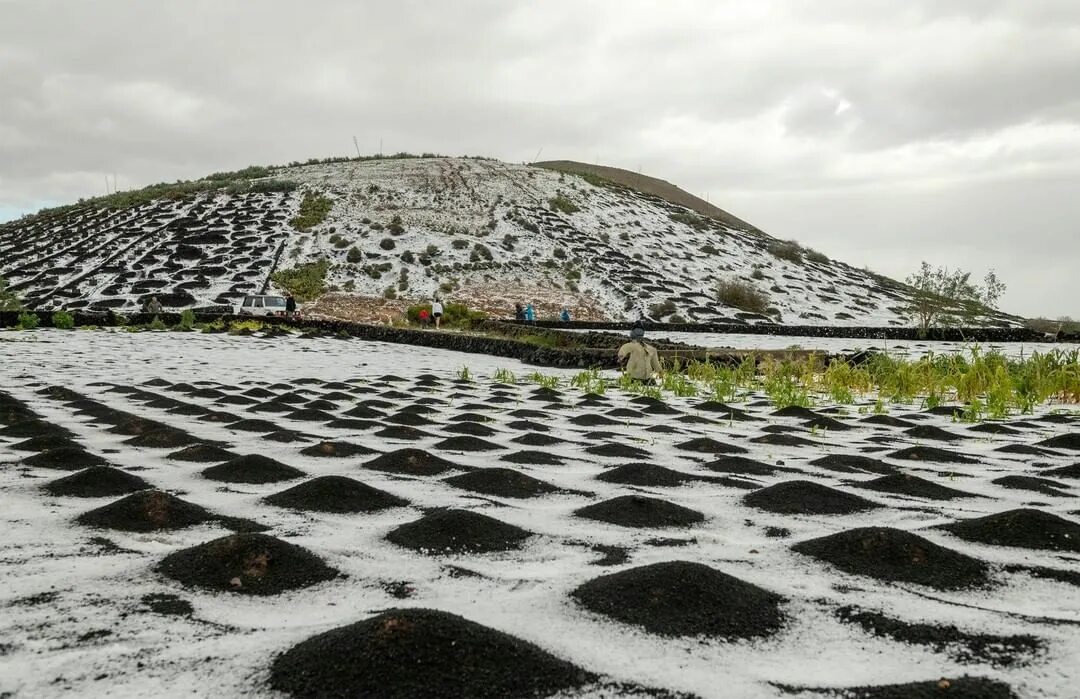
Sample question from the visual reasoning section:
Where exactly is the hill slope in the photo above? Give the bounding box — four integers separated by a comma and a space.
0, 157, 1018, 327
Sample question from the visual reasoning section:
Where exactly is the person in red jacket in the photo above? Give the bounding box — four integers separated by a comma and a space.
418, 308, 430, 327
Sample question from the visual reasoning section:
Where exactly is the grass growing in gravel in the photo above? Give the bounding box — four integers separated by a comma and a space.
271, 259, 330, 301
290, 191, 333, 232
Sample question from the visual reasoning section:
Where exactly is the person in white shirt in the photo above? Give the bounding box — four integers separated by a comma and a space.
432, 297, 444, 330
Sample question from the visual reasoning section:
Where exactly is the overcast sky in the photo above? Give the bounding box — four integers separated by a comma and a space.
2, 0, 1078, 318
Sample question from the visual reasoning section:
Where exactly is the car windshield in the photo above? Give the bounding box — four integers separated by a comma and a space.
263, 297, 287, 307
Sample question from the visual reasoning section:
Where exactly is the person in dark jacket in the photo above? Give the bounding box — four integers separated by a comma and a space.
285, 295, 297, 318
514, 303, 526, 321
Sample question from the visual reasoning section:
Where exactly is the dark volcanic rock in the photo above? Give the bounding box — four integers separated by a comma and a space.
744, 480, 881, 515
597, 463, 707, 487
792, 527, 989, 590
575, 495, 704, 529
227, 418, 283, 433
202, 455, 306, 484
361, 449, 470, 476
939, 509, 1080, 552
265, 476, 409, 513
750, 433, 818, 447
386, 509, 532, 554
269, 608, 596, 698
860, 415, 917, 428
44, 466, 149, 497
443, 468, 560, 499
124, 428, 199, 449
572, 561, 784, 638
854, 474, 975, 501
157, 533, 338, 595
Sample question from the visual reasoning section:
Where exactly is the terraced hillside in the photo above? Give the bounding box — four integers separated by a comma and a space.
0, 157, 1020, 326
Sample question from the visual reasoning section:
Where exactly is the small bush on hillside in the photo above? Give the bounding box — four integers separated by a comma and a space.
716, 278, 769, 314
347, 247, 363, 263
51, 311, 74, 329
342, 280, 356, 292
400, 250, 415, 264
0, 277, 22, 311
290, 191, 333, 232
648, 299, 678, 318
751, 268, 766, 280
271, 259, 330, 301
17, 311, 40, 330
178, 309, 196, 331
149, 315, 167, 331
619, 231, 630, 241
768, 240, 803, 263
549, 195, 580, 214
805, 248, 829, 264
379, 238, 396, 251
407, 302, 486, 327
451, 239, 469, 250
470, 243, 493, 262
669, 212, 710, 230
553, 247, 566, 259
383, 287, 397, 299
700, 244, 720, 256
388, 215, 405, 235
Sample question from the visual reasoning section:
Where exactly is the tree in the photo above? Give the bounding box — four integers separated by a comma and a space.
904, 262, 1006, 332
0, 276, 23, 311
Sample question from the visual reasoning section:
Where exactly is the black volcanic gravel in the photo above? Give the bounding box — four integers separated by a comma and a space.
778, 675, 1017, 698
992, 476, 1070, 497
744, 481, 881, 515
905, 425, 966, 442
23, 447, 107, 470
703, 456, 790, 477
157, 533, 338, 595
675, 437, 748, 455
968, 423, 1022, 436
575, 495, 704, 529
1038, 434, 1080, 450
227, 417, 281, 432
361, 449, 470, 476
442, 422, 499, 437
383, 412, 432, 426
751, 433, 818, 447
44, 466, 149, 497
572, 561, 784, 639
265, 476, 409, 513
500, 450, 566, 466
836, 605, 1043, 667
859, 415, 917, 428
443, 468, 560, 498
854, 474, 974, 500
77, 490, 214, 531
386, 509, 532, 554
375, 426, 431, 440
124, 428, 199, 448
434, 436, 505, 452
569, 413, 620, 427
940, 509, 1080, 552
269, 608, 595, 699
299, 441, 377, 458
167, 444, 238, 463
889, 446, 978, 464
809, 454, 897, 475
596, 463, 703, 487
202, 455, 306, 484
1043, 463, 1080, 479
263, 430, 315, 443
11, 435, 83, 452
584, 443, 650, 459
792, 527, 989, 590
512, 432, 567, 447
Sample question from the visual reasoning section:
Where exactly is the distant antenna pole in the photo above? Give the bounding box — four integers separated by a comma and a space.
105, 176, 111, 195
114, 173, 118, 193
533, 147, 543, 163
353, 136, 361, 159
379, 138, 383, 157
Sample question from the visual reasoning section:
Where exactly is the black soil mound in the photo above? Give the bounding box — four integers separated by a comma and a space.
1043, 463, 1080, 479
442, 422, 499, 437
157, 533, 338, 595
575, 495, 704, 529
860, 414, 917, 428
675, 437, 748, 455
778, 676, 1017, 698
771, 406, 820, 419
77, 490, 214, 531
512, 432, 567, 447
11, 435, 83, 454
265, 476, 409, 513
744, 481, 881, 515
44, 466, 149, 497
1038, 433, 1080, 451
375, 426, 431, 440
167, 444, 238, 463
809, 454, 897, 475
124, 428, 198, 449
751, 433, 818, 447
792, 527, 989, 590
968, 423, 1022, 435
572, 561, 784, 639
1, 419, 74, 439
939, 509, 1080, 552
202, 455, 306, 484
263, 430, 315, 443
443, 468, 560, 499
569, 414, 620, 427
836, 605, 1043, 667
597, 463, 702, 487
22, 447, 107, 470
141, 593, 193, 616
269, 608, 595, 699
584, 443, 650, 459
386, 509, 532, 554
500, 450, 566, 466
361, 449, 470, 476
299, 441, 377, 458
889, 446, 978, 464
434, 436, 505, 452
854, 474, 975, 501
992, 475, 1070, 497
803, 416, 855, 431
905, 425, 966, 442
227, 418, 281, 433
703, 456, 789, 477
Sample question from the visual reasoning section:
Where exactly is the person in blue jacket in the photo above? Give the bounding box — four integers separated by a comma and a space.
524, 303, 536, 323
559, 307, 571, 322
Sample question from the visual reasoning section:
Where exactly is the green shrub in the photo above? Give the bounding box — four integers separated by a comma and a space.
451, 239, 469, 250
406, 302, 486, 327
347, 247, 363, 263
271, 259, 330, 301
669, 212, 709, 230
379, 238, 396, 251
0, 277, 22, 311
751, 268, 765, 280
149, 315, 167, 331
553, 247, 566, 259
716, 278, 769, 314
342, 280, 355, 292
383, 287, 397, 299
768, 240, 803, 263
549, 195, 580, 214
16, 311, 40, 330
648, 299, 678, 318
290, 191, 333, 231
178, 309, 196, 330
425, 244, 440, 257
388, 215, 405, 235
51, 311, 75, 329
805, 248, 829, 264
400, 250, 415, 264
700, 244, 720, 256
470, 243, 492, 262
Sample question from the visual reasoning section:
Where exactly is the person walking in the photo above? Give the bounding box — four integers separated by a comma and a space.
617, 321, 661, 384
418, 307, 430, 327
285, 295, 297, 319
524, 302, 536, 323
559, 307, 571, 322
146, 296, 163, 315
514, 303, 525, 321
432, 296, 444, 330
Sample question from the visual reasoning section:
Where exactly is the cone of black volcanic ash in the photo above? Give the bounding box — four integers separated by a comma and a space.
77, 490, 215, 531
44, 466, 150, 497
157, 533, 338, 595
743, 480, 882, 515
201, 455, 305, 484
938, 509, 1080, 553
572, 561, 784, 639
792, 527, 989, 590
269, 608, 596, 698
574, 495, 704, 529
265, 476, 409, 513
386, 509, 532, 554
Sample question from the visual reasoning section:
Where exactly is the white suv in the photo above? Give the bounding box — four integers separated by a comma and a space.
236, 295, 290, 317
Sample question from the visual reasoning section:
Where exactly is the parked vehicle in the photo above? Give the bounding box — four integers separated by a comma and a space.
236, 295, 292, 318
